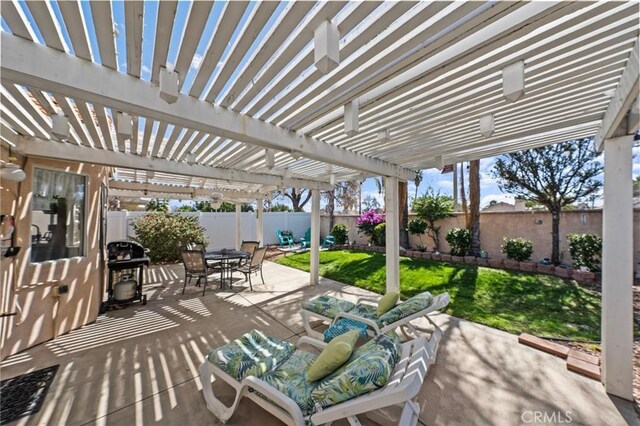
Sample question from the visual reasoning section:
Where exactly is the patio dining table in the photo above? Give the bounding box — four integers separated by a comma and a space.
205, 249, 250, 290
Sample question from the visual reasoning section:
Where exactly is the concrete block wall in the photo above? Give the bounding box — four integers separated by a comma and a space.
321, 209, 640, 268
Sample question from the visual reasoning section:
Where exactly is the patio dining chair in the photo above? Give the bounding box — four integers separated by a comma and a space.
180, 250, 220, 296
186, 242, 206, 251
235, 246, 267, 290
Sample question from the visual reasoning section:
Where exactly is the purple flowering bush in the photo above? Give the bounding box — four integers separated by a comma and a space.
356, 210, 385, 245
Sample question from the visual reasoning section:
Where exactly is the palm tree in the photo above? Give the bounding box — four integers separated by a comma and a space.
413, 171, 423, 200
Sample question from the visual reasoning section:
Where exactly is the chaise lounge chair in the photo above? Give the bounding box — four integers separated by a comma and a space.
301, 291, 450, 343
199, 329, 437, 425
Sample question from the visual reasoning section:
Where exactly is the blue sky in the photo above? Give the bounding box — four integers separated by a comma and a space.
354, 146, 640, 213
6, 2, 639, 212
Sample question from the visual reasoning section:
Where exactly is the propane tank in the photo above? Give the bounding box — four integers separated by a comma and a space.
114, 274, 137, 301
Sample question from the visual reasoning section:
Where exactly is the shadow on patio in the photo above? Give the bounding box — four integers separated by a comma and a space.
1, 261, 636, 425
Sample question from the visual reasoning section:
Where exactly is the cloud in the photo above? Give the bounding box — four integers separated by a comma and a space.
436, 179, 453, 190
479, 157, 497, 173
141, 64, 151, 75
190, 54, 203, 70
480, 172, 498, 185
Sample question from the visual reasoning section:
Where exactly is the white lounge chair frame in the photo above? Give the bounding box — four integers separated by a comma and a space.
301, 292, 450, 342
199, 334, 437, 425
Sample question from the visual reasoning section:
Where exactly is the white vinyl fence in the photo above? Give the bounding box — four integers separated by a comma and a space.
107, 211, 311, 249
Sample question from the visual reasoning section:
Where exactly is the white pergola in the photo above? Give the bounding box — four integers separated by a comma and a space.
0, 0, 638, 401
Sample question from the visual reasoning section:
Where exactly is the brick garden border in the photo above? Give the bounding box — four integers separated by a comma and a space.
330, 244, 597, 286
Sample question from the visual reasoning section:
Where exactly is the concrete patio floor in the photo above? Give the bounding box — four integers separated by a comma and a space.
1, 261, 637, 426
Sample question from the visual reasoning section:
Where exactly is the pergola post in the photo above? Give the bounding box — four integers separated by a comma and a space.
601, 135, 634, 400
235, 203, 242, 250
256, 198, 264, 245
385, 176, 400, 293
310, 189, 321, 285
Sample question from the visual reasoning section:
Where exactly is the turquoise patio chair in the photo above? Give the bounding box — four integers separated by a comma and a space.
322, 235, 335, 248
275, 229, 294, 247
299, 228, 311, 248
300, 228, 335, 249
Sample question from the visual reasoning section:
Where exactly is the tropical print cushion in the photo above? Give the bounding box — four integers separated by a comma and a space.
302, 295, 356, 319
354, 332, 401, 365
206, 330, 295, 380
349, 303, 378, 320
260, 350, 318, 415
378, 292, 434, 326
323, 318, 368, 342
309, 334, 400, 410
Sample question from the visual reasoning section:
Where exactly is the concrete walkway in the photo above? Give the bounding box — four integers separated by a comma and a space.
1, 261, 637, 426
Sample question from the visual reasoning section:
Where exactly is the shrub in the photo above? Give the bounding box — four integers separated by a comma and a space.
446, 228, 471, 256
501, 237, 533, 262
331, 223, 349, 245
372, 223, 386, 246
567, 233, 602, 271
407, 218, 428, 249
356, 210, 385, 244
412, 188, 453, 251
132, 213, 207, 263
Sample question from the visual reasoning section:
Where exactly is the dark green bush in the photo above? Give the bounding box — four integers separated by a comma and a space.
331, 223, 349, 245
132, 213, 207, 262
567, 233, 602, 271
501, 237, 533, 261
446, 227, 471, 256
373, 223, 386, 246
407, 218, 428, 250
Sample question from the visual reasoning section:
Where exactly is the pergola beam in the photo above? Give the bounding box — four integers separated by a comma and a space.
0, 33, 415, 181
108, 181, 269, 200
109, 190, 254, 204
13, 136, 333, 190
595, 39, 639, 151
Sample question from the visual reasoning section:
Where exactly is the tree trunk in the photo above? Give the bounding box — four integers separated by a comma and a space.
468, 159, 481, 256
460, 163, 469, 226
327, 189, 336, 231
399, 180, 409, 249
551, 208, 561, 264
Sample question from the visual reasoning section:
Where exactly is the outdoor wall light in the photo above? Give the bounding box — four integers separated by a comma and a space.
0, 160, 26, 182
534, 218, 543, 225
290, 150, 302, 160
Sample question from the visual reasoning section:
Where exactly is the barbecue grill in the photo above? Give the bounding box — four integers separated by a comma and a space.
104, 240, 150, 311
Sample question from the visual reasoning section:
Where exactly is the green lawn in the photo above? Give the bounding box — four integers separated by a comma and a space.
277, 250, 602, 341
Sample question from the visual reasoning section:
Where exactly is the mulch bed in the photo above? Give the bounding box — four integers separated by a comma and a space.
556, 285, 640, 413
